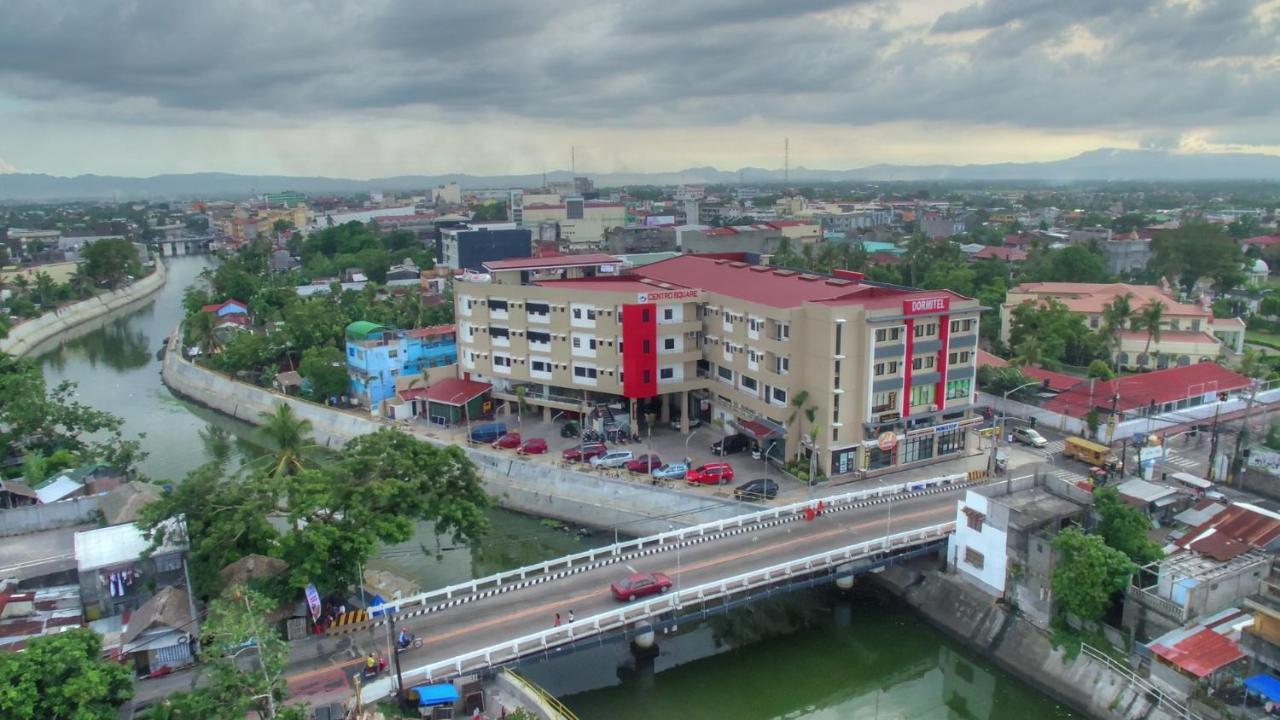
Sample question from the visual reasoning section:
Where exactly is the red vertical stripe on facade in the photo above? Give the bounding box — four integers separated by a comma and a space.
620, 303, 658, 399
902, 319, 914, 417
936, 314, 950, 412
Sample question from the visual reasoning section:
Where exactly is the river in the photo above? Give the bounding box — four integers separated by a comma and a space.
34, 255, 1074, 719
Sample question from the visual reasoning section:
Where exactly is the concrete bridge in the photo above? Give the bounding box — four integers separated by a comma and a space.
151, 235, 213, 256
290, 472, 983, 708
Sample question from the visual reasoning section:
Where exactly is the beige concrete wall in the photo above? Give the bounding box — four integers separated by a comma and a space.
1, 260, 167, 358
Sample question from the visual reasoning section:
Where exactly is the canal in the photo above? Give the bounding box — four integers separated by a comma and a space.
35, 255, 1074, 719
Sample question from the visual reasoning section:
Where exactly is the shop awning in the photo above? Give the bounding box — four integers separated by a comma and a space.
1245, 674, 1280, 702
412, 683, 459, 707
736, 419, 783, 440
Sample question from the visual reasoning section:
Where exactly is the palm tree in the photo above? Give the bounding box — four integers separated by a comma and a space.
199, 424, 233, 468
789, 390, 811, 459
1138, 299, 1164, 364
11, 273, 30, 296
256, 404, 314, 477
34, 271, 56, 309
1011, 337, 1043, 369
1100, 292, 1135, 371
186, 311, 219, 356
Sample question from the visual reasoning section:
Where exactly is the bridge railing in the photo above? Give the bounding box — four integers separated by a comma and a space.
365, 472, 970, 624
398, 521, 955, 686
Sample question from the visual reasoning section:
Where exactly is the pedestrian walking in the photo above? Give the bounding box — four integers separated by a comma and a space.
554, 612, 561, 627
568, 610, 575, 623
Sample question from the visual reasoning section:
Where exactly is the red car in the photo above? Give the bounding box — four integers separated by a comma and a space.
686, 462, 734, 485
626, 454, 663, 473
610, 571, 673, 602
562, 442, 608, 462
492, 432, 522, 449
517, 437, 548, 454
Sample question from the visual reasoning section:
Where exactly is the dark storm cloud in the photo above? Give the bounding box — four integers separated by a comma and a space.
0, 0, 1276, 139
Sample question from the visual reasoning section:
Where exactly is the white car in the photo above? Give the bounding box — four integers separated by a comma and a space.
1013, 427, 1048, 448
590, 450, 635, 468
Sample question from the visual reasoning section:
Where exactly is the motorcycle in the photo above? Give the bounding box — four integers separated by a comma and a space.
560, 421, 579, 438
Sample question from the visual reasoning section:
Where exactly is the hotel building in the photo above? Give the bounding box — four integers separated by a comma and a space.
454, 253, 983, 478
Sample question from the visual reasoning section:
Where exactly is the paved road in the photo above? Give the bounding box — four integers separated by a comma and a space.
130, 483, 969, 711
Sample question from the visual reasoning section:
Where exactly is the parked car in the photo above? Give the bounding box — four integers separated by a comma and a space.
1013, 427, 1048, 448
734, 478, 779, 502
492, 432, 521, 449
517, 438, 548, 454
590, 450, 635, 469
610, 571, 672, 602
686, 462, 735, 485
627, 454, 663, 473
651, 462, 690, 480
562, 443, 608, 462
669, 416, 702, 431
711, 434, 752, 456
469, 422, 507, 443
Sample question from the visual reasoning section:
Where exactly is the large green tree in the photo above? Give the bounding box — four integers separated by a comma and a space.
80, 237, 143, 289
297, 345, 348, 401
1051, 527, 1136, 622
1093, 486, 1163, 564
0, 628, 133, 719
1007, 298, 1103, 368
1150, 220, 1245, 293
256, 404, 316, 478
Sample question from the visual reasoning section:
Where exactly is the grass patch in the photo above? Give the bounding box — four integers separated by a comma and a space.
1246, 331, 1280, 352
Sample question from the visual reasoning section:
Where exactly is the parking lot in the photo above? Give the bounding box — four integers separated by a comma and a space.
423, 411, 809, 503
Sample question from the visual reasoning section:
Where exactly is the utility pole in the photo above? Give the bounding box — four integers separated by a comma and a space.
1207, 404, 1222, 483
1229, 383, 1259, 484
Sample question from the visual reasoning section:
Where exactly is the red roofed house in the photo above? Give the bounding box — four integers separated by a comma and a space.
1146, 608, 1249, 695
1001, 282, 1245, 369
972, 246, 1028, 263
1127, 503, 1280, 641
1041, 362, 1250, 421
454, 252, 984, 479
1242, 234, 1280, 253
683, 224, 788, 255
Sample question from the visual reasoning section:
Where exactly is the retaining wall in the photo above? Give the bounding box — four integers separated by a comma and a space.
160, 331, 752, 532
873, 565, 1188, 720
0, 260, 168, 358
0, 495, 101, 536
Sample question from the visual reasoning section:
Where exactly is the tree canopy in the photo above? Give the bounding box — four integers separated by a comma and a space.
0, 628, 133, 719
1093, 486, 1163, 564
1051, 527, 1136, 622
1150, 220, 1245, 294
80, 237, 143, 289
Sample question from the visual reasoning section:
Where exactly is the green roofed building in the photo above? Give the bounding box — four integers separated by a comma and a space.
263, 190, 307, 208
345, 321, 387, 341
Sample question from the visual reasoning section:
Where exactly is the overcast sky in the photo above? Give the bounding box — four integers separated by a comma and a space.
1, 0, 1278, 178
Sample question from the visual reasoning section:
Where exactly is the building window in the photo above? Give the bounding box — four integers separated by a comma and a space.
740, 375, 758, 392
642, 340, 650, 353
833, 359, 841, 388
948, 351, 971, 365
912, 356, 936, 371
832, 396, 840, 425
938, 427, 965, 455
913, 322, 937, 338
1089, 316, 1099, 329
644, 370, 651, 383
717, 365, 733, 382
874, 361, 899, 376
964, 507, 985, 531
775, 322, 790, 341
950, 319, 975, 333
866, 445, 895, 471
834, 323, 843, 356
771, 386, 787, 404
904, 434, 934, 463
964, 547, 985, 570
875, 327, 901, 343
664, 337, 676, 350
642, 309, 651, 323
531, 359, 551, 373
660, 367, 674, 380
527, 330, 551, 345
573, 365, 598, 379
910, 384, 935, 408
527, 301, 550, 317
946, 378, 971, 400
493, 354, 512, 368
872, 391, 897, 413
663, 307, 674, 321
775, 356, 790, 374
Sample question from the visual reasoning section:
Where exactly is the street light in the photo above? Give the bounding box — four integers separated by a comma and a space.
449, 390, 472, 444
683, 427, 703, 465
987, 381, 1043, 475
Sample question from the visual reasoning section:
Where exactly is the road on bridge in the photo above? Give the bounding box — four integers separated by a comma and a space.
270, 482, 970, 709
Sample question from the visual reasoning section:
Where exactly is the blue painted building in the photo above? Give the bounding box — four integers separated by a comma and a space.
345, 321, 458, 411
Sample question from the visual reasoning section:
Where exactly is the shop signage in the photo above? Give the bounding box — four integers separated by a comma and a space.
902, 296, 950, 316
304, 583, 321, 622
637, 289, 701, 304
877, 431, 898, 451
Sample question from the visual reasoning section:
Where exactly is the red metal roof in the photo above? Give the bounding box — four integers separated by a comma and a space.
535, 278, 666, 294
1243, 234, 1280, 248
1174, 504, 1280, 560
976, 349, 1009, 368
1022, 366, 1083, 393
1150, 627, 1244, 678
200, 299, 249, 314
974, 246, 1028, 262
1042, 363, 1250, 416
422, 378, 490, 405
633, 255, 878, 308
483, 253, 620, 271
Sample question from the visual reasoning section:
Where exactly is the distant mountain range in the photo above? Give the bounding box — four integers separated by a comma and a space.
1, 149, 1278, 201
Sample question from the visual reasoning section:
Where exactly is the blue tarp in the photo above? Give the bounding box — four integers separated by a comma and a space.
412, 683, 459, 707
1245, 674, 1280, 702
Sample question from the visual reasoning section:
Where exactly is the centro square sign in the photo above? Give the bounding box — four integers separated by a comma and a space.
903, 296, 949, 316
637, 289, 701, 304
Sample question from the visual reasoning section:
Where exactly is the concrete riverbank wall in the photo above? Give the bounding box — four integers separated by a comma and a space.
873, 564, 1191, 720
160, 330, 751, 534
1, 260, 168, 359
